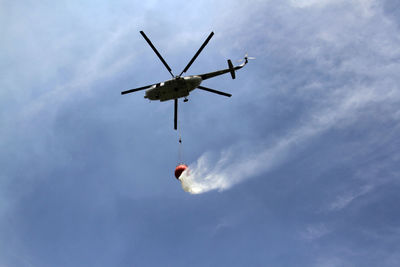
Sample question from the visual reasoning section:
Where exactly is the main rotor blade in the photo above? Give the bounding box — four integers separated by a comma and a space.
174, 98, 178, 130
179, 32, 214, 76
197, 85, 232, 97
121, 84, 153, 95
140, 31, 174, 78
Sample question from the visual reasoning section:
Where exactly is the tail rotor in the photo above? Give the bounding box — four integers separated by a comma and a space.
238, 53, 256, 64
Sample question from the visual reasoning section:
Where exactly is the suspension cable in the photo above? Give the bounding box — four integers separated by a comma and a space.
178, 134, 183, 164
177, 109, 184, 164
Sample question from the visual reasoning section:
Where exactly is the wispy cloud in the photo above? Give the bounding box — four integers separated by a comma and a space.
1, 1, 400, 265
178, 0, 400, 194
301, 223, 331, 240
313, 256, 345, 267
329, 184, 374, 211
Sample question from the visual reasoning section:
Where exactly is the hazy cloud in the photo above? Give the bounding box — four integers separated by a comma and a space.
1, 0, 400, 266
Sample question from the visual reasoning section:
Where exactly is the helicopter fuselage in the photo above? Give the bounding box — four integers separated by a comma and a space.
121, 30, 253, 130
144, 76, 202, 102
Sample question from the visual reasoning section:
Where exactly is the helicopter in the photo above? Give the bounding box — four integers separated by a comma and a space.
121, 31, 254, 130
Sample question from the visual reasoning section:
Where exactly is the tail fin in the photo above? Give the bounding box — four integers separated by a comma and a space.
227, 59, 236, 79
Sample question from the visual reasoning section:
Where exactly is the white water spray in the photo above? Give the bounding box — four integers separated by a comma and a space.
178, 140, 290, 194
178, 85, 388, 194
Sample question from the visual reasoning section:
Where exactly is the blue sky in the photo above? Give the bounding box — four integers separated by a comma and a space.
1, 0, 400, 266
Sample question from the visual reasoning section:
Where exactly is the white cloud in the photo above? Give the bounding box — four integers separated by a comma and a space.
329, 184, 373, 211
290, 0, 376, 15
290, 0, 340, 8
1, 0, 400, 266
178, 0, 400, 194
313, 256, 345, 267
301, 223, 331, 240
